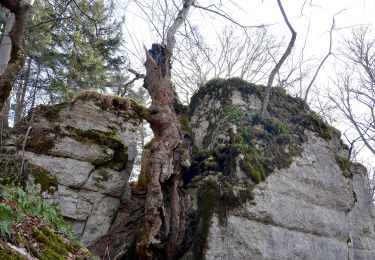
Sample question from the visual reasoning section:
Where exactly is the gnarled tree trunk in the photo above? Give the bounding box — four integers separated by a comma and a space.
136, 1, 195, 259
136, 43, 192, 260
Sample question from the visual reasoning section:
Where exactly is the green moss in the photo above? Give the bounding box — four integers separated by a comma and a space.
192, 181, 221, 260
40, 248, 64, 260
32, 227, 77, 258
191, 180, 255, 259
66, 125, 128, 169
26, 134, 55, 154
190, 77, 265, 116
31, 168, 58, 194
0, 155, 56, 188
65, 125, 122, 148
179, 114, 193, 135
300, 112, 333, 140
38, 105, 62, 123
241, 187, 254, 201
130, 99, 149, 119
0, 240, 24, 260
0, 156, 20, 185
239, 151, 266, 184
263, 118, 290, 135
336, 156, 352, 178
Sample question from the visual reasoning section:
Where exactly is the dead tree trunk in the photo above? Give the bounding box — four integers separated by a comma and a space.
136, 1, 195, 259
137, 43, 192, 260
0, 0, 31, 111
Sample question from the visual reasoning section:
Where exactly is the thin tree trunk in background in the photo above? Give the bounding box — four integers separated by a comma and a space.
0, 1, 32, 111
29, 65, 40, 111
261, 0, 296, 118
0, 94, 10, 127
14, 56, 31, 124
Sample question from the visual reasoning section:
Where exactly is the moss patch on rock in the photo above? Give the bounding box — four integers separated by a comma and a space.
300, 111, 333, 140
191, 178, 254, 259
37, 104, 63, 123
336, 156, 352, 178
31, 168, 58, 194
66, 125, 128, 170
25, 133, 55, 154
190, 77, 265, 116
187, 78, 343, 257
0, 154, 57, 193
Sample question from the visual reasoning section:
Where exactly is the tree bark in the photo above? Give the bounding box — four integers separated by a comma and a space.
14, 55, 31, 124
135, 2, 195, 259
0, 0, 31, 111
0, 94, 10, 128
136, 43, 192, 260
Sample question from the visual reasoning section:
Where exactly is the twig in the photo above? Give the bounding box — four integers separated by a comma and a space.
17, 125, 32, 182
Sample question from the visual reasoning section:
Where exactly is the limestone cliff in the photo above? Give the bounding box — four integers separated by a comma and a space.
2, 79, 374, 260
184, 78, 375, 260
1, 91, 145, 246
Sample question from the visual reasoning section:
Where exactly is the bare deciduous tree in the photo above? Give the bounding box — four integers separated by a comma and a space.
172, 25, 280, 100
328, 26, 375, 157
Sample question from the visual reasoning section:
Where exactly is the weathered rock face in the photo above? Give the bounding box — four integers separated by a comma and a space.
187, 78, 375, 259
1, 92, 144, 245
205, 136, 375, 260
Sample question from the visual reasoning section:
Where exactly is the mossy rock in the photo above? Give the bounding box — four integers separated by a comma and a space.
26, 133, 55, 154
66, 125, 128, 170
191, 179, 255, 259
192, 180, 221, 260
239, 151, 266, 184
190, 77, 265, 116
31, 168, 58, 194
336, 156, 352, 178
300, 112, 333, 140
37, 104, 63, 123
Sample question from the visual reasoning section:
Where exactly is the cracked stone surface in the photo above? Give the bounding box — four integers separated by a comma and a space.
205, 135, 375, 260
7, 94, 142, 245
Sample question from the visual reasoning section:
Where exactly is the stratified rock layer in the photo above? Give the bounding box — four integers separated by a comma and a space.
3, 92, 143, 245
188, 78, 375, 260
205, 135, 375, 260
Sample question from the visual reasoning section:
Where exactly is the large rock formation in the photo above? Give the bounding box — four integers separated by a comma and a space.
2, 79, 374, 260
87, 78, 375, 259
1, 91, 144, 245
186, 78, 375, 259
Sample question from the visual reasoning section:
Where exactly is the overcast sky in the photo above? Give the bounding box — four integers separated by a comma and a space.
120, 0, 374, 168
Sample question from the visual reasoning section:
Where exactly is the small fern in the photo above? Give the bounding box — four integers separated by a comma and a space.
0, 204, 20, 237
0, 186, 74, 239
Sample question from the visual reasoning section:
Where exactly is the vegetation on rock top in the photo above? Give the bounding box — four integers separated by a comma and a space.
186, 78, 341, 258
